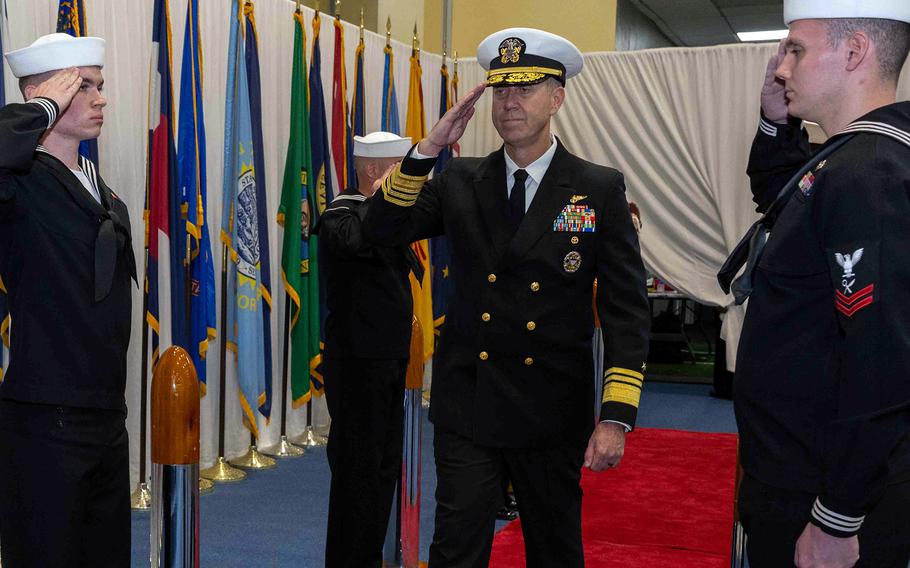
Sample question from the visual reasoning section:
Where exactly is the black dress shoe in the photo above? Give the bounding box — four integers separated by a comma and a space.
496, 494, 519, 521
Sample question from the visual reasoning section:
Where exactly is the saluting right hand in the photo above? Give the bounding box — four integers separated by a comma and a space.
31, 67, 82, 117
417, 82, 487, 157
761, 40, 789, 124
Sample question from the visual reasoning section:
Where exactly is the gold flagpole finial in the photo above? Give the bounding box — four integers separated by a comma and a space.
335, 0, 340, 20
295, 0, 301, 13
386, 16, 392, 47
412, 22, 419, 55
315, 0, 320, 14
359, 7, 364, 40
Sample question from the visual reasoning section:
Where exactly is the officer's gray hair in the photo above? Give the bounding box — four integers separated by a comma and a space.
826, 18, 910, 82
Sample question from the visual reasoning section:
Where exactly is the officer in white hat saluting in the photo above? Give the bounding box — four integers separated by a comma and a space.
363, 28, 650, 567
0, 33, 135, 567
719, 1, 910, 566
315, 132, 421, 567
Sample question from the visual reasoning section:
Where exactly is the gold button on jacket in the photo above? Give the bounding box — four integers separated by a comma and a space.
526, 321, 536, 331
530, 282, 540, 292
524, 357, 534, 366
479, 351, 489, 361
488, 273, 497, 283
481, 313, 491, 322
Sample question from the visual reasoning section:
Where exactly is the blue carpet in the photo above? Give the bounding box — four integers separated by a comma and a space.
131, 382, 735, 567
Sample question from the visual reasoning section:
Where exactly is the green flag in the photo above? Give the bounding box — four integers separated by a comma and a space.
278, 9, 320, 407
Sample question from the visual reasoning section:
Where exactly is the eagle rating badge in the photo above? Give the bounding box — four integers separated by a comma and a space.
833, 248, 875, 317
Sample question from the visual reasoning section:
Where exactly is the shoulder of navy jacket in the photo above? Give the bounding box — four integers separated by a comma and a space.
381, 163, 428, 208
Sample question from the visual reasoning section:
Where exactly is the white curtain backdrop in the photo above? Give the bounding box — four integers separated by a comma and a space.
4, 1, 910, 489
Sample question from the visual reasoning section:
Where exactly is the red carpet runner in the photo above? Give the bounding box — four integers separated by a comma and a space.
489, 428, 738, 567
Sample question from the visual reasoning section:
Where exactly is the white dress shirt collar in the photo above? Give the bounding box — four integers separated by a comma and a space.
504, 135, 558, 187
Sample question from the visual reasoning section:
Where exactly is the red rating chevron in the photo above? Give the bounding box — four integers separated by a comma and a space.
835, 283, 875, 317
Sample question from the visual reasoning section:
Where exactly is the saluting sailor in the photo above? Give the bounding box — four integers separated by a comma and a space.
719, 1, 910, 566
315, 132, 418, 568
363, 28, 650, 567
0, 33, 136, 567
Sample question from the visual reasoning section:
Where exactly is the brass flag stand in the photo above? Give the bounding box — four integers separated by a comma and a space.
132, 249, 153, 510
200, 244, 247, 482
262, 296, 305, 457
229, 431, 277, 469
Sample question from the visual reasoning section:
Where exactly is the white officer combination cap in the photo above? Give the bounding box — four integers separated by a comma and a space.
477, 27, 583, 87
785, 0, 910, 25
353, 132, 412, 159
4, 33, 105, 78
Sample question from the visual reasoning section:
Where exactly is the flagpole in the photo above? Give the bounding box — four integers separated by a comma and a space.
391, 26, 428, 568
299, 396, 328, 446
200, 243, 246, 482
386, 317, 424, 567
184, 195, 215, 495
130, 248, 153, 511
261, 294, 305, 457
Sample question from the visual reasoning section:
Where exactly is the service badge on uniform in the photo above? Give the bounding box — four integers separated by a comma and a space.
563, 251, 582, 273
500, 38, 525, 64
553, 204, 596, 232
569, 195, 587, 204
828, 244, 878, 319
815, 160, 827, 172
799, 171, 816, 197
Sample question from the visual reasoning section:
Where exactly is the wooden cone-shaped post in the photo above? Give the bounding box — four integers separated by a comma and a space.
151, 346, 201, 568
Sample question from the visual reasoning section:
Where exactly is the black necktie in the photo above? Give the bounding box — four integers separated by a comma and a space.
509, 169, 528, 229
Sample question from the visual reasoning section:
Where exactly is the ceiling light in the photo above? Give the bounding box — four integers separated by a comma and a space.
737, 30, 789, 42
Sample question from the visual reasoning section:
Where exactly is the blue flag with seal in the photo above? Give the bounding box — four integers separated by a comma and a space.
177, 0, 216, 390
221, 0, 272, 435
307, 11, 332, 394
309, 11, 333, 215
56, 0, 99, 166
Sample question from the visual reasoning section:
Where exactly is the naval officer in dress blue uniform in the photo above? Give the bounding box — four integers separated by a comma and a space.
364, 28, 650, 567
